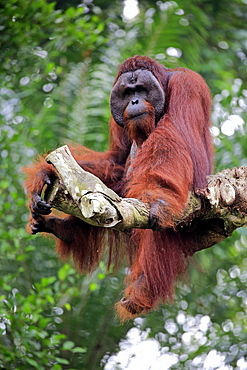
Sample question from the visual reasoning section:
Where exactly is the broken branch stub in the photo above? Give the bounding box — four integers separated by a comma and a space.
203, 167, 247, 232
45, 145, 150, 230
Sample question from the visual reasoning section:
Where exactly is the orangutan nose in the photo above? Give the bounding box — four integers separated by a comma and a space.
131, 98, 139, 105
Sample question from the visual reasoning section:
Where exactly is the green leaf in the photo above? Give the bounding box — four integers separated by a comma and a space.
64, 303, 71, 311
55, 357, 70, 364
58, 264, 71, 281
26, 358, 39, 368
98, 273, 105, 280
72, 347, 87, 353
40, 276, 56, 287
62, 340, 75, 350
89, 282, 98, 291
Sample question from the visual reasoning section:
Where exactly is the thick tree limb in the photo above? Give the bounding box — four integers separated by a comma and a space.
45, 145, 247, 253
45, 145, 149, 230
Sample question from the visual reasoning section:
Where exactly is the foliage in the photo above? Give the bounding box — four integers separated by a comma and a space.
0, 269, 86, 369
0, 0, 247, 369
0, 1, 129, 368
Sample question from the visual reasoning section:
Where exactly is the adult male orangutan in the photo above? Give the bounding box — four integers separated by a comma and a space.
24, 55, 213, 320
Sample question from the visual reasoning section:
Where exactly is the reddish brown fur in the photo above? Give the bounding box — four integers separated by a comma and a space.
124, 101, 155, 146
23, 56, 213, 321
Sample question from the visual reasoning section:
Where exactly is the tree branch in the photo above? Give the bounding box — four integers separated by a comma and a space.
45, 145, 247, 253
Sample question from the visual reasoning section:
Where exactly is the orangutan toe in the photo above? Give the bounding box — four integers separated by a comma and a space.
120, 297, 144, 315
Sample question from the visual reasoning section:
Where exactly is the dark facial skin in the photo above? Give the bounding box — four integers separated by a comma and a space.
110, 69, 165, 127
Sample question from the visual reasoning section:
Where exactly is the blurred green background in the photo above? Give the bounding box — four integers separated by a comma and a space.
0, 0, 247, 368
